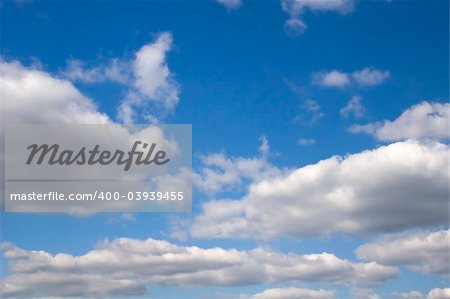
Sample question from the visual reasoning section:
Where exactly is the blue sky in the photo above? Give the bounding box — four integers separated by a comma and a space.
0, 0, 449, 298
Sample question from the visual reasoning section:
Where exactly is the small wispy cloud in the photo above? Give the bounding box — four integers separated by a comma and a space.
340, 95, 365, 118
216, 0, 242, 10
313, 67, 390, 88
298, 138, 316, 145
349, 101, 449, 141
61, 32, 179, 124
293, 99, 325, 124
281, 0, 355, 35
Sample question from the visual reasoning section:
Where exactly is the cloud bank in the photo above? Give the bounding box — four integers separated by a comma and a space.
189, 140, 449, 239
0, 238, 398, 298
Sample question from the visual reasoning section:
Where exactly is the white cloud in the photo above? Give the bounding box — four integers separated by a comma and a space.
427, 288, 450, 299
294, 99, 325, 124
281, 0, 354, 35
349, 102, 450, 141
61, 32, 179, 123
0, 273, 146, 298
216, 0, 242, 10
352, 67, 390, 86
116, 32, 180, 123
61, 58, 129, 84
132, 32, 178, 110
391, 291, 424, 299
356, 230, 450, 276
240, 287, 337, 299
340, 96, 365, 118
0, 238, 398, 298
351, 288, 382, 299
298, 138, 316, 145
193, 138, 283, 195
0, 59, 184, 215
0, 60, 111, 124
284, 18, 308, 35
313, 68, 389, 88
259, 136, 270, 157
189, 140, 449, 239
313, 70, 350, 88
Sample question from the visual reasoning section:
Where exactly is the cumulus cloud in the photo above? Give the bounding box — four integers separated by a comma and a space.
0, 59, 187, 215
188, 140, 449, 239
61, 58, 129, 84
349, 102, 450, 141
313, 68, 389, 88
115, 32, 180, 123
216, 0, 242, 10
259, 136, 270, 158
239, 287, 337, 299
340, 96, 365, 118
356, 230, 450, 276
61, 32, 179, 123
1, 60, 111, 124
427, 288, 450, 299
0, 238, 398, 298
281, 0, 354, 35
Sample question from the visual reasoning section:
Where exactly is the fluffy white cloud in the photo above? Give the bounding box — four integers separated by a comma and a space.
61, 32, 179, 123
0, 238, 398, 298
259, 136, 270, 158
240, 287, 337, 299
189, 140, 449, 239
340, 96, 365, 118
427, 288, 450, 299
281, 0, 354, 35
0, 59, 185, 215
216, 0, 242, 10
351, 67, 390, 86
313, 68, 389, 88
313, 70, 350, 88
356, 230, 450, 276
349, 102, 449, 141
294, 99, 325, 124
1, 60, 111, 124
